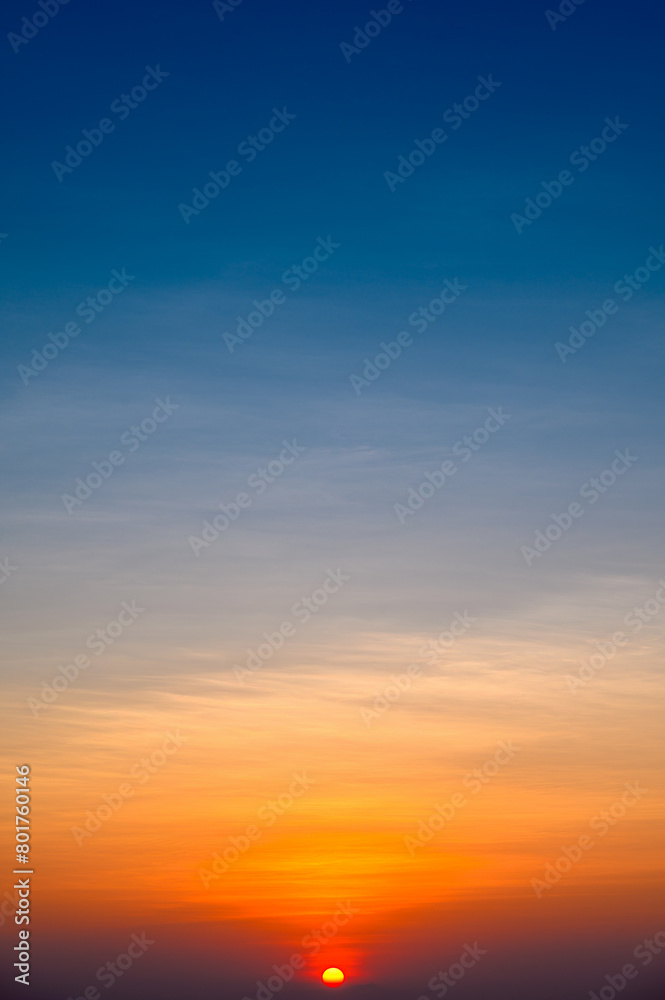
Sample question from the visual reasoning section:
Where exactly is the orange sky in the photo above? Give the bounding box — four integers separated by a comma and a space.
3, 617, 664, 991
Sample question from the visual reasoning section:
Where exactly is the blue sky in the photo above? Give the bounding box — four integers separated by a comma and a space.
3, 0, 664, 293
2, 0, 664, 735
2, 0, 664, 758
2, 0, 664, 407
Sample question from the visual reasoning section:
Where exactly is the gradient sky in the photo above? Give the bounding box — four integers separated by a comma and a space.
1, 0, 665, 997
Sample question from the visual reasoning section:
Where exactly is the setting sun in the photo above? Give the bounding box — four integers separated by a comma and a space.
322, 967, 345, 987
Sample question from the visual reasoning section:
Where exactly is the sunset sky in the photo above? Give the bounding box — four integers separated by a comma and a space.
1, 0, 664, 997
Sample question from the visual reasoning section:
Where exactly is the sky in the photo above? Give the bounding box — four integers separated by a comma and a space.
1, 0, 664, 997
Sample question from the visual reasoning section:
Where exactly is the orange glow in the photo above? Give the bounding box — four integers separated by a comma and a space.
2, 627, 664, 988
322, 967, 345, 986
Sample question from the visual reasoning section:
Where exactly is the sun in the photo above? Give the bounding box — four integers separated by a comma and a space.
322, 966, 345, 987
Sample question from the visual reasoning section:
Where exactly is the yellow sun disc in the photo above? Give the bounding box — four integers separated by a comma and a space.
322, 966, 345, 986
